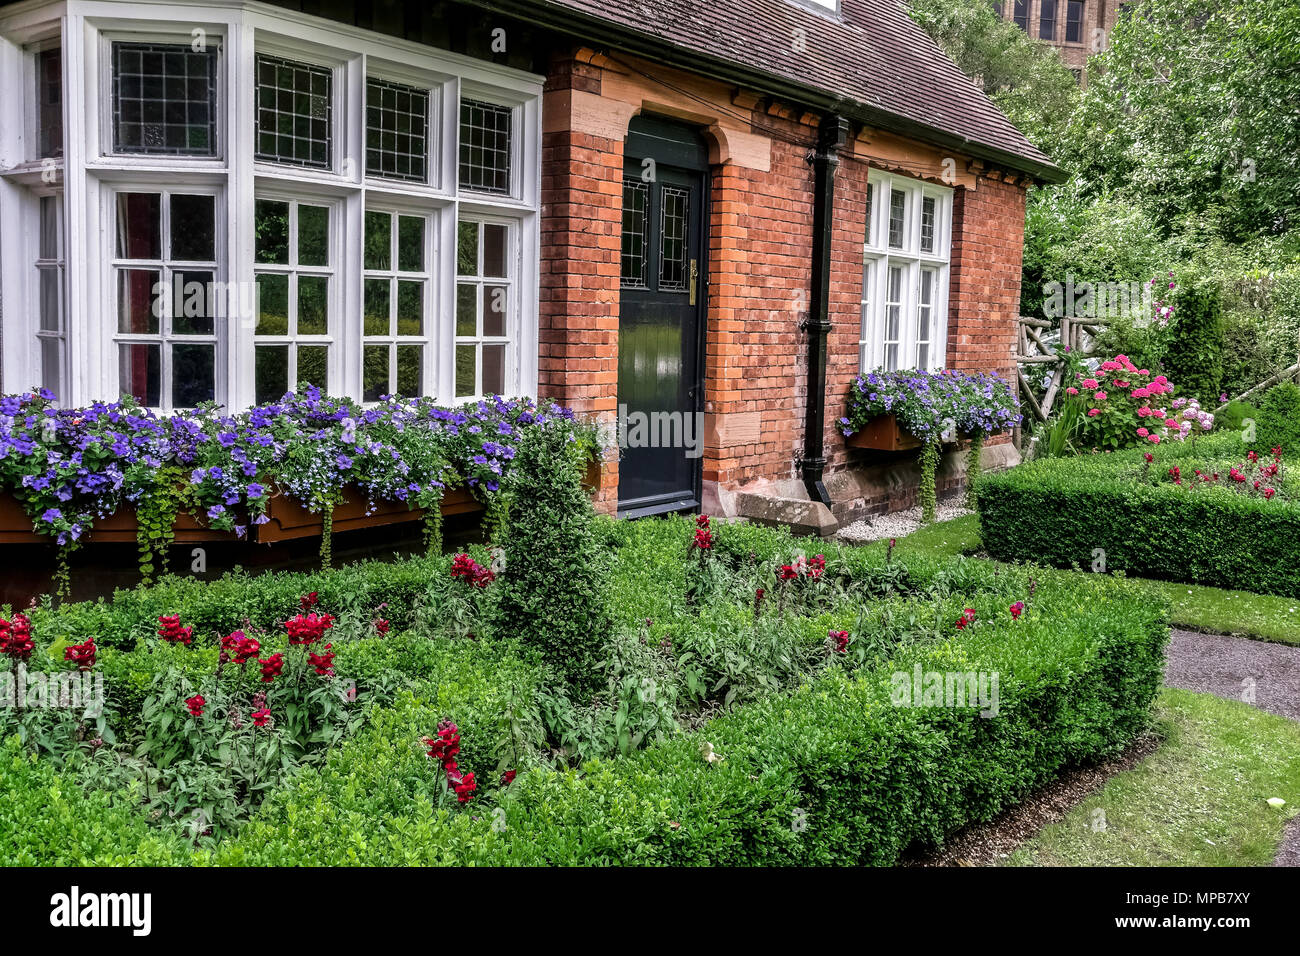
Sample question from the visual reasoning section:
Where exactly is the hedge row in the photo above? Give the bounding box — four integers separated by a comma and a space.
976, 455, 1300, 597
211, 572, 1166, 865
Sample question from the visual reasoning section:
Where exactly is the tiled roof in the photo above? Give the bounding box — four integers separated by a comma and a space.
487, 0, 1061, 179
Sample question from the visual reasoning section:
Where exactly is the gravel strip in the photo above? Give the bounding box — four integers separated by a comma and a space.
903, 733, 1162, 867
1164, 629, 1300, 721
836, 503, 972, 544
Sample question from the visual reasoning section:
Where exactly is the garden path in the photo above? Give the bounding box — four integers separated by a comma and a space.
1163, 629, 1300, 866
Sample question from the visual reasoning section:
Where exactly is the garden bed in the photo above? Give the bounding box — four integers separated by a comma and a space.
2, 511, 1168, 866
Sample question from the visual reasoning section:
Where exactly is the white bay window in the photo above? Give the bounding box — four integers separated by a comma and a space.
860, 171, 952, 372
0, 1, 541, 409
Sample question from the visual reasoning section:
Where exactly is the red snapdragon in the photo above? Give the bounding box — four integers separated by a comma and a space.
828, 629, 849, 654
258, 652, 285, 683
64, 636, 97, 671
0, 614, 34, 663
185, 694, 206, 718
451, 553, 495, 588
286, 612, 334, 645
157, 614, 194, 646
251, 708, 272, 728
954, 608, 977, 630
1010, 601, 1024, 620
307, 643, 336, 677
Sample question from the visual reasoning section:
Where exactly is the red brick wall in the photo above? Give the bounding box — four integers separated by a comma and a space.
537, 50, 1029, 511
945, 173, 1028, 447
704, 122, 814, 488
539, 56, 623, 511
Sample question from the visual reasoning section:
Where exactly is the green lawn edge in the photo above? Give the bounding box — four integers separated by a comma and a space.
1006, 688, 1300, 867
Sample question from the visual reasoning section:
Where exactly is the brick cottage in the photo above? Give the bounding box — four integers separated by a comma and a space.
0, 0, 1063, 546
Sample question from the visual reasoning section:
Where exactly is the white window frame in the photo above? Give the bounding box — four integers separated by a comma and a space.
0, 0, 542, 409
454, 212, 517, 400
860, 170, 952, 372
108, 182, 226, 410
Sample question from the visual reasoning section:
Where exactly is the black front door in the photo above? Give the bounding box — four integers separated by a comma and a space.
618, 116, 708, 517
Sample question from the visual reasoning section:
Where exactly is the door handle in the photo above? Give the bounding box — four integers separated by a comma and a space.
689, 259, 698, 306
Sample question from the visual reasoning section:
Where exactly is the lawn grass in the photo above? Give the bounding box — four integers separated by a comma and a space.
891, 512, 1300, 644
1007, 688, 1300, 866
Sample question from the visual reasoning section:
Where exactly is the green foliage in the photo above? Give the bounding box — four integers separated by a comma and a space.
977, 449, 1300, 597
1163, 281, 1224, 404
1256, 382, 1300, 455
211, 570, 1166, 865
919, 441, 940, 523
489, 427, 612, 696
906, 0, 1079, 149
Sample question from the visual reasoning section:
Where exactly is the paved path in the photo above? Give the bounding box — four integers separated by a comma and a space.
1163, 629, 1300, 865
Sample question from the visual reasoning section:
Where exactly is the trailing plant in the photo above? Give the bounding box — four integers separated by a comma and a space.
919, 441, 940, 523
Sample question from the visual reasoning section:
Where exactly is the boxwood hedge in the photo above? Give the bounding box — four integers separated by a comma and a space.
977, 453, 1300, 597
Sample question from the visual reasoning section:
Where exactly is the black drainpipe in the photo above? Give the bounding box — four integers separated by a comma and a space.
801, 115, 851, 508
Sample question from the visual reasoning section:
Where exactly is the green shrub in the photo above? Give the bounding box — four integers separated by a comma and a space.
0, 737, 191, 865
1255, 382, 1300, 455
977, 452, 1300, 597
1164, 280, 1224, 404
490, 428, 611, 696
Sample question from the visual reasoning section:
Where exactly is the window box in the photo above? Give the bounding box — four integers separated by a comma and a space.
0, 486, 481, 545
844, 414, 924, 452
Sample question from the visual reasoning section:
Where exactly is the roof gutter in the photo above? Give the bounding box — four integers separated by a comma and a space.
457, 0, 1068, 184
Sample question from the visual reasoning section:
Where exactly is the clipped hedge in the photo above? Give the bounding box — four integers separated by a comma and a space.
977, 454, 1300, 597
210, 573, 1166, 865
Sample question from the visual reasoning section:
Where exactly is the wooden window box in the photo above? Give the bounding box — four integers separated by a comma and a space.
844, 414, 924, 452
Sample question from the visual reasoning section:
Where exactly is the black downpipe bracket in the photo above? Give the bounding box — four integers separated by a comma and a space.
801, 115, 851, 508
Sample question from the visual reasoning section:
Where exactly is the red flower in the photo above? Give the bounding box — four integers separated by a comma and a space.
225, 631, 260, 665
695, 514, 710, 528
286, 612, 334, 645
808, 555, 826, 579
1264, 487, 1277, 500
258, 652, 284, 683
451, 553, 495, 587
501, 769, 517, 786
157, 614, 194, 646
374, 618, 391, 636
307, 643, 335, 677
300, 591, 319, 610
185, 694, 206, 718
828, 629, 849, 653
955, 608, 977, 630
0, 614, 35, 663
1273, 446, 1283, 459
777, 564, 799, 581
1010, 601, 1024, 620
251, 708, 272, 728
1143, 453, 1154, 463
64, 636, 97, 671
692, 527, 713, 550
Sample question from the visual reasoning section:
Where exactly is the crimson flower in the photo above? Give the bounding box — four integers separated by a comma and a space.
157, 614, 194, 646
1143, 453, 1154, 463
448, 768, 477, 803
451, 553, 495, 587
286, 612, 335, 645
258, 652, 284, 683
828, 629, 849, 653
64, 636, 97, 671
0, 614, 35, 663
374, 618, 391, 636
501, 770, 517, 786
251, 708, 272, 728
307, 643, 335, 677
300, 591, 319, 610
955, 608, 977, 630
185, 694, 206, 717
1010, 601, 1024, 620
692, 527, 713, 550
